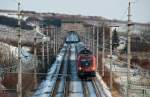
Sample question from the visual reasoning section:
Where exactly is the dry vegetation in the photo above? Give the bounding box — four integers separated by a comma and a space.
1, 71, 35, 97
98, 53, 122, 97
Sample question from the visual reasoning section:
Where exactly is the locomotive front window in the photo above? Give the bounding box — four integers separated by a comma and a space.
80, 59, 92, 66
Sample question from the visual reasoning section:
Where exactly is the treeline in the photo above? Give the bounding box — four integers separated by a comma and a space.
0, 15, 33, 30
131, 56, 150, 69
131, 36, 150, 52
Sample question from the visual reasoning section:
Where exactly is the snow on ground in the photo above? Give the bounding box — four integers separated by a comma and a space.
55, 78, 65, 97
117, 36, 126, 50
96, 73, 112, 97
70, 44, 76, 60
0, 13, 28, 20
105, 55, 150, 97
69, 81, 83, 95
87, 82, 97, 97
0, 42, 34, 72
0, 24, 44, 44
32, 46, 66, 97
35, 25, 50, 42
66, 32, 79, 43
10, 45, 32, 63
69, 44, 84, 97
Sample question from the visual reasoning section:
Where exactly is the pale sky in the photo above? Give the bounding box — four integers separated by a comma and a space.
0, 0, 150, 23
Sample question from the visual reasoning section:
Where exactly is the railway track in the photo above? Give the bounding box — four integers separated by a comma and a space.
31, 45, 67, 97
81, 78, 106, 97
92, 78, 102, 97
32, 43, 112, 97
63, 44, 71, 97
51, 45, 70, 97
82, 81, 90, 97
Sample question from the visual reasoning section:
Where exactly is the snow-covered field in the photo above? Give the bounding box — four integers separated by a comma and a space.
96, 73, 112, 97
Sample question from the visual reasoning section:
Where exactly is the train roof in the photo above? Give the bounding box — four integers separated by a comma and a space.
79, 48, 92, 55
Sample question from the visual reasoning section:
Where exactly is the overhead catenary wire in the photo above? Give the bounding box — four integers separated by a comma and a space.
139, 35, 150, 44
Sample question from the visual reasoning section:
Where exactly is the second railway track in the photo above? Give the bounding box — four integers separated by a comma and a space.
51, 45, 71, 97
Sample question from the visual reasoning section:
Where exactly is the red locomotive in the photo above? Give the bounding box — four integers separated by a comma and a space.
77, 48, 96, 77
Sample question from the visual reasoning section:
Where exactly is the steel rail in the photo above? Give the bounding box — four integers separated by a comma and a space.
50, 46, 69, 97
82, 81, 90, 97
64, 44, 71, 97
92, 79, 102, 97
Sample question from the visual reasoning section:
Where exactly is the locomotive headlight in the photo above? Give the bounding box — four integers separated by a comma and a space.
79, 67, 82, 70
92, 66, 96, 70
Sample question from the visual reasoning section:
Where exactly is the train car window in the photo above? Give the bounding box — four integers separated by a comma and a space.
80, 59, 92, 66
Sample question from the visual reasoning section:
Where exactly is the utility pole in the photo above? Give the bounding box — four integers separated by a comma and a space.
56, 27, 58, 54
46, 26, 50, 65
127, 1, 132, 97
87, 27, 89, 49
53, 27, 56, 55
92, 25, 95, 55
54, 27, 56, 54
53, 27, 54, 55
50, 27, 52, 54
33, 26, 37, 89
17, 1, 22, 97
83, 34, 86, 46
90, 26, 92, 50
102, 25, 105, 77
41, 26, 45, 70
86, 27, 89, 48
109, 25, 119, 92
49, 27, 52, 64
109, 26, 113, 92
96, 26, 99, 71
85, 33, 87, 46
57, 27, 60, 50
87, 27, 90, 49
